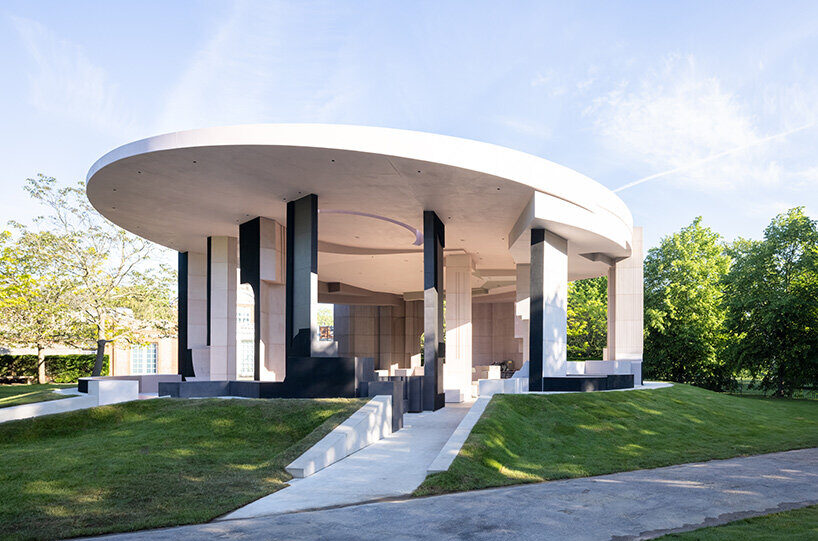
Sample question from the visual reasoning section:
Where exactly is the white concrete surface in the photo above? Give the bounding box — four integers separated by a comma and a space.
608, 226, 644, 361
88, 379, 139, 405
427, 397, 491, 473
443, 254, 473, 400
286, 395, 392, 478
221, 400, 473, 519
0, 379, 141, 423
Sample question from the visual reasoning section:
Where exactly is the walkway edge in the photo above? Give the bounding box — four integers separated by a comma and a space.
427, 396, 491, 474
285, 395, 392, 478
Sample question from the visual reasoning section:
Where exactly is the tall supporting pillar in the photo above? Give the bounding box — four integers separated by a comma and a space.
208, 236, 238, 380
286, 194, 319, 358
607, 226, 644, 361
444, 254, 473, 401
423, 210, 445, 411
177, 252, 193, 378
240, 217, 286, 381
515, 263, 530, 369
529, 229, 568, 391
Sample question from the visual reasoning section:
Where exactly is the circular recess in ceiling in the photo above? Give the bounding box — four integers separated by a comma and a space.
318, 209, 423, 246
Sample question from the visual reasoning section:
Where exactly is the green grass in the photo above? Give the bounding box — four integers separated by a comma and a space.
0, 384, 75, 409
416, 384, 818, 496
0, 397, 364, 540
659, 504, 818, 540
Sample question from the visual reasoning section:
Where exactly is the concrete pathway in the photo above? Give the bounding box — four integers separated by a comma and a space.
89, 448, 818, 540
222, 400, 474, 519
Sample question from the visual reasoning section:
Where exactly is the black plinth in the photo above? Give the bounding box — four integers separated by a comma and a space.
541, 374, 634, 392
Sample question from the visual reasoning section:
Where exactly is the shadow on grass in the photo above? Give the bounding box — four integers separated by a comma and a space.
415, 384, 818, 496
0, 397, 364, 541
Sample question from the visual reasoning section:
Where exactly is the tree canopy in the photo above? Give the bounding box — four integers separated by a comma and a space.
723, 208, 818, 396
0, 175, 176, 381
567, 276, 607, 360
643, 217, 732, 390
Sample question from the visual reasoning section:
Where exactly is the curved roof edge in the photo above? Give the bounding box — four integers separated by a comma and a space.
87, 123, 633, 233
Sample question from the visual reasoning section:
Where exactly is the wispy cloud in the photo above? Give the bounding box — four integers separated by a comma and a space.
10, 15, 134, 135
588, 54, 816, 193
156, 0, 352, 132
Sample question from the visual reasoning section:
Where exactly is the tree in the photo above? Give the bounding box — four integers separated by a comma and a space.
0, 229, 81, 382
22, 175, 175, 374
643, 217, 732, 389
723, 208, 818, 396
567, 276, 607, 360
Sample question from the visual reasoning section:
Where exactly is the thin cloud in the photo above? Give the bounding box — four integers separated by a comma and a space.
615, 122, 816, 192
589, 54, 807, 193
10, 15, 135, 135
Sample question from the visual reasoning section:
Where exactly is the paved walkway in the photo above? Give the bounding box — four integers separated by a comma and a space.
89, 448, 818, 540
223, 400, 473, 519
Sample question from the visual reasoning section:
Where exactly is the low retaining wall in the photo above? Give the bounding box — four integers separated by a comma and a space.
79, 374, 181, 394
0, 380, 139, 423
427, 396, 491, 474
285, 395, 392, 478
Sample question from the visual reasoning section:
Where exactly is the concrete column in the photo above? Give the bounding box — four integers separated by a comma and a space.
444, 254, 473, 401
286, 194, 319, 358
208, 236, 238, 380
529, 229, 568, 391
607, 226, 644, 360
240, 217, 286, 381
423, 211, 445, 411
515, 263, 530, 369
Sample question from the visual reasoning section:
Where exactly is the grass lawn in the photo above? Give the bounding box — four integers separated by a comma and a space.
659, 504, 818, 540
0, 397, 364, 540
416, 383, 818, 496
0, 384, 75, 409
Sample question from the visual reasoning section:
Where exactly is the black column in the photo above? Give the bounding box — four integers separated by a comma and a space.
286, 194, 318, 358
529, 229, 544, 391
423, 210, 445, 411
206, 237, 212, 346
239, 218, 262, 381
177, 251, 195, 379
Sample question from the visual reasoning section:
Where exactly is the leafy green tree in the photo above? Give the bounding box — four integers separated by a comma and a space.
0, 229, 82, 382
22, 175, 175, 375
567, 276, 607, 360
723, 208, 818, 396
643, 217, 732, 389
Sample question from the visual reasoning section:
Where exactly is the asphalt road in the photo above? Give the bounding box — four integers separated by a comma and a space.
86, 448, 818, 541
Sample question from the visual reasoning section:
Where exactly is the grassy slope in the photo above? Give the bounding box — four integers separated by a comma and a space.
0, 397, 364, 540
660, 504, 818, 540
416, 384, 818, 495
0, 384, 74, 409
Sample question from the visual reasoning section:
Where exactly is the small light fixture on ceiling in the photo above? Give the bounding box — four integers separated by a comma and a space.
417, 170, 421, 173
137, 171, 142, 174
496, 187, 500, 190
192, 160, 197, 164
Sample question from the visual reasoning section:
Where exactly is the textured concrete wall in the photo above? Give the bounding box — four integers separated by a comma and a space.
258, 218, 286, 381
444, 254, 473, 397
209, 236, 238, 380
472, 302, 522, 369
607, 226, 644, 360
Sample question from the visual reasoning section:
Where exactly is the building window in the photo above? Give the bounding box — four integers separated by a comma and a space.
237, 307, 253, 336
238, 339, 254, 378
131, 343, 157, 374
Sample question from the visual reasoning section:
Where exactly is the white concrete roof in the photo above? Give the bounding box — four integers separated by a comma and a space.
86, 124, 633, 294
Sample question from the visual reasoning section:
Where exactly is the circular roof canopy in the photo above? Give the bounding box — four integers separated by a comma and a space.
87, 124, 633, 294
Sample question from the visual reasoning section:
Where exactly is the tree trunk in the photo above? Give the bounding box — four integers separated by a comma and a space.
37, 346, 47, 384
92, 339, 108, 377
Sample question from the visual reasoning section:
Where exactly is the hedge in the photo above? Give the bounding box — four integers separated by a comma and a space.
0, 354, 109, 383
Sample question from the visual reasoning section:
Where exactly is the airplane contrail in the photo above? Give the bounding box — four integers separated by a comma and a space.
613, 122, 816, 193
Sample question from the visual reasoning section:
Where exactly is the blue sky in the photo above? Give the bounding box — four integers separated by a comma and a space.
1, 0, 817, 254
